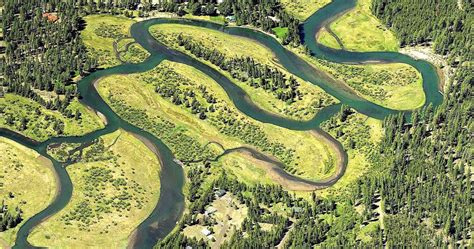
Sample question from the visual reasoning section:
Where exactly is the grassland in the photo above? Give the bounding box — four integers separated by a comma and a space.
0, 94, 105, 141
0, 138, 57, 246
319, 107, 383, 196
81, 15, 149, 68
315, 60, 425, 110
183, 14, 226, 24
272, 27, 289, 40
151, 24, 338, 121
96, 60, 339, 183
217, 152, 278, 186
280, 0, 332, 20
286, 39, 425, 111
317, 0, 399, 52
29, 130, 161, 248
316, 28, 343, 50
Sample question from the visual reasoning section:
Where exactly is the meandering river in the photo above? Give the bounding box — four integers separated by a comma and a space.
3, 0, 442, 248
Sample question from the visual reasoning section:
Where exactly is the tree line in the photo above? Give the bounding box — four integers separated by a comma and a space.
177, 34, 302, 103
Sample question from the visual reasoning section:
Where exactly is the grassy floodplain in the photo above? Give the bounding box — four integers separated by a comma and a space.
317, 0, 399, 51
183, 14, 226, 24
151, 24, 338, 121
316, 27, 343, 50
81, 15, 149, 68
280, 0, 332, 20
315, 61, 425, 110
283, 42, 425, 110
0, 94, 104, 141
0, 138, 57, 246
28, 130, 161, 248
96, 60, 339, 183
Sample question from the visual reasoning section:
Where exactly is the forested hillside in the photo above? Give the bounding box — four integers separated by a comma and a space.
372, 0, 473, 63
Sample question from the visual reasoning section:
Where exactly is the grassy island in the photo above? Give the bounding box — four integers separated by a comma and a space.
315, 61, 425, 110
96, 60, 339, 183
28, 130, 161, 248
0, 138, 57, 246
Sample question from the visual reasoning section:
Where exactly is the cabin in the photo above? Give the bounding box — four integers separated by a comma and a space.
43, 13, 59, 22
204, 206, 217, 216
201, 228, 211, 236
225, 15, 236, 23
214, 189, 226, 198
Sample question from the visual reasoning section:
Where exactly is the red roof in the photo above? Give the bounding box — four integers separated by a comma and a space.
43, 13, 59, 22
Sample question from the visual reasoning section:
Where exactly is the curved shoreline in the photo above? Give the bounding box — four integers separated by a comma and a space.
212, 128, 347, 191
3, 0, 444, 248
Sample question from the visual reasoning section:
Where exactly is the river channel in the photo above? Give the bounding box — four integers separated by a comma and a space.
4, 0, 442, 247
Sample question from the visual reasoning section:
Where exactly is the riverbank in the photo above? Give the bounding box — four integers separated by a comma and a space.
399, 45, 452, 91
0, 138, 58, 247
223, 128, 346, 191
128, 133, 164, 248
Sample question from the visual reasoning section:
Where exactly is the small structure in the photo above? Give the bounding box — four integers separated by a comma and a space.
267, 16, 280, 22
292, 207, 304, 213
43, 13, 59, 22
207, 235, 215, 241
201, 228, 211, 236
225, 15, 236, 23
214, 189, 226, 198
204, 206, 217, 216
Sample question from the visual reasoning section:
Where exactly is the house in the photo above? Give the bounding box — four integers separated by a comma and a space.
267, 16, 280, 22
201, 228, 211, 236
214, 189, 226, 198
204, 206, 217, 216
292, 207, 303, 213
43, 13, 59, 22
225, 15, 236, 23
207, 235, 215, 241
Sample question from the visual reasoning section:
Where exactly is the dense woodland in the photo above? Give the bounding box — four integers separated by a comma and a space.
372, 0, 473, 63
0, 0, 96, 123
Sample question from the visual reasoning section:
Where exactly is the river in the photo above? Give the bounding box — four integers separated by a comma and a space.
3, 0, 442, 248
